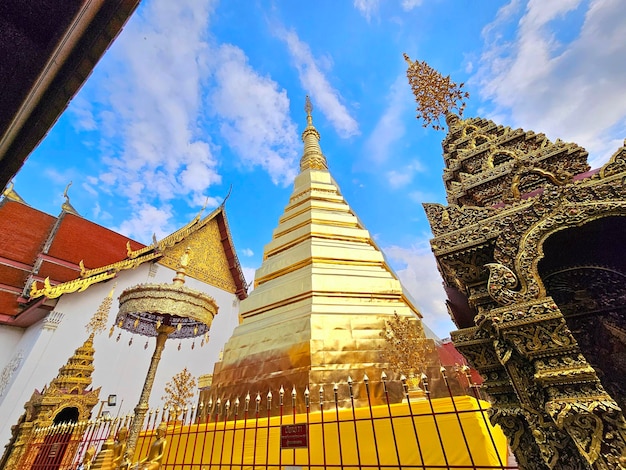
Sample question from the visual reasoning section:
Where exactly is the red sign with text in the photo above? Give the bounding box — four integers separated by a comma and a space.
280, 424, 308, 448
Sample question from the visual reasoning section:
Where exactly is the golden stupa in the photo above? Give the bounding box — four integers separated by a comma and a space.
209, 97, 427, 410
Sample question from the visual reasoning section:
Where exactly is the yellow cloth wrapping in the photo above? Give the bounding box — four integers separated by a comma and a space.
134, 396, 508, 468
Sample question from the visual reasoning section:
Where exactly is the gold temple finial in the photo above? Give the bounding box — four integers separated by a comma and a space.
2, 181, 27, 204
85, 284, 116, 336
300, 95, 328, 172
404, 53, 469, 131
220, 185, 232, 208
304, 95, 313, 126
61, 181, 80, 215
79, 260, 86, 277
173, 247, 191, 285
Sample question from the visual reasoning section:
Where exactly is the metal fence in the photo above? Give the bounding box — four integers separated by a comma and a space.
18, 370, 517, 469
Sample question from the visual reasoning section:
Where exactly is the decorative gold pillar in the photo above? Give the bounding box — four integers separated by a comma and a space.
126, 324, 175, 458
110, 250, 217, 463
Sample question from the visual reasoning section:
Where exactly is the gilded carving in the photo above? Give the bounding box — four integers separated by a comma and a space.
30, 272, 117, 300
158, 217, 237, 294
423, 110, 626, 468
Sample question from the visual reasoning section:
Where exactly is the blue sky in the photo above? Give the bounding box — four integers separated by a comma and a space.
12, 0, 626, 337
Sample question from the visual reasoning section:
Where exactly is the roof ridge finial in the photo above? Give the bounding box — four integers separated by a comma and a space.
2, 180, 27, 204
61, 181, 80, 216
300, 95, 328, 172
404, 52, 469, 131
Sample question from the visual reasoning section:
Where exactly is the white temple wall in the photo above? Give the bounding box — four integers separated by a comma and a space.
0, 325, 23, 361
0, 261, 241, 451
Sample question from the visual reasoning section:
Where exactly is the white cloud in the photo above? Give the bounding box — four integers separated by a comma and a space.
354, 0, 379, 21
408, 189, 442, 205
70, 95, 97, 131
241, 248, 254, 257
209, 44, 299, 186
383, 240, 455, 339
241, 266, 257, 290
279, 30, 360, 138
70, 0, 221, 239
81, 181, 98, 197
401, 0, 423, 11
475, 0, 626, 168
386, 160, 425, 189
115, 203, 175, 241
365, 74, 410, 164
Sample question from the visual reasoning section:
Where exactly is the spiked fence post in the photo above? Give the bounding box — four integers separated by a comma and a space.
382, 372, 401, 466
253, 393, 261, 470
304, 386, 311, 467
401, 374, 425, 466
320, 385, 327, 470
279, 386, 284, 470
334, 383, 344, 469
364, 374, 381, 469
218, 399, 229, 468
348, 376, 362, 468
240, 393, 250, 467
422, 372, 449, 467
230, 397, 239, 470
266, 390, 272, 469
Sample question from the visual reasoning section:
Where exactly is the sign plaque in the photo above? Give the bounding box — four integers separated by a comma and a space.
280, 424, 308, 448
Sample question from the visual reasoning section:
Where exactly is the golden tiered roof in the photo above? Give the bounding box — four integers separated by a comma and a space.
47, 335, 97, 394
439, 114, 589, 207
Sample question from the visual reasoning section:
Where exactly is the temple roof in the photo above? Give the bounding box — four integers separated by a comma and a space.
0, 0, 141, 191
439, 113, 590, 207
0, 195, 248, 328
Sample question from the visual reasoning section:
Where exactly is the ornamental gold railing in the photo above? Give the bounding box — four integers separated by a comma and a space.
18, 369, 517, 469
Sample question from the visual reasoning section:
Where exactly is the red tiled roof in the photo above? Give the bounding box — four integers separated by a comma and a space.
0, 264, 26, 288
0, 200, 55, 264
0, 291, 20, 317
0, 200, 247, 327
37, 261, 80, 285
47, 213, 143, 268
0, 201, 144, 324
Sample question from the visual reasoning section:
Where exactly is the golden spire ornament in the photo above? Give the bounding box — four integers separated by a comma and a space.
300, 95, 328, 172
404, 53, 469, 130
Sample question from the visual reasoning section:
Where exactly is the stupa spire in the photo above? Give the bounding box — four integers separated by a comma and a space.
300, 96, 328, 172
209, 100, 428, 411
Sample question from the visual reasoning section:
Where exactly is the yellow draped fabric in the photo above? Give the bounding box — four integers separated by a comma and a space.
134, 396, 508, 468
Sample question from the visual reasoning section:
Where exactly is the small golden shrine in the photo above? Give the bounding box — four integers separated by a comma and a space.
0, 291, 114, 470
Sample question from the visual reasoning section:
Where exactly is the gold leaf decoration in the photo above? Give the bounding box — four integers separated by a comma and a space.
85, 286, 115, 336
404, 53, 470, 131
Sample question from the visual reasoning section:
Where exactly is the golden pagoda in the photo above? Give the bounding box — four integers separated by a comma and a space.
209, 97, 427, 410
